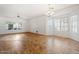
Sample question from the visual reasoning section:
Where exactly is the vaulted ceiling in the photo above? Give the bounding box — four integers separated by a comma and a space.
0, 4, 74, 19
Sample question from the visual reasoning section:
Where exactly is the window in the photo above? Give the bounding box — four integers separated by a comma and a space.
13, 23, 22, 30
8, 24, 13, 30
54, 19, 61, 31
8, 23, 22, 30
70, 15, 78, 33
60, 18, 68, 32
54, 18, 68, 32
48, 19, 53, 26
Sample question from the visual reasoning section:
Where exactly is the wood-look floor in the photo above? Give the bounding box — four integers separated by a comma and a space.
0, 32, 79, 54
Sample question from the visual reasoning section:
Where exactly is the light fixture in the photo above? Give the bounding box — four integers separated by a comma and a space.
46, 4, 55, 17
17, 15, 20, 18
17, 13, 20, 18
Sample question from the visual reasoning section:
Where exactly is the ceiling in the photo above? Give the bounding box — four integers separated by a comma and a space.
0, 4, 74, 19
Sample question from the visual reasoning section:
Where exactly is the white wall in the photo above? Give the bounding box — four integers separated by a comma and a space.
0, 15, 47, 35
29, 16, 47, 35
0, 16, 29, 34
